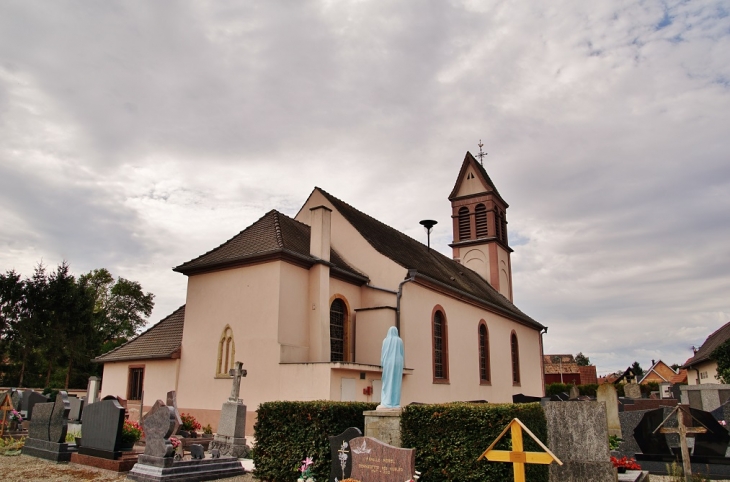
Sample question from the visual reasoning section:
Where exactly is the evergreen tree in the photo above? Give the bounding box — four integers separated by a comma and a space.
575, 352, 591, 366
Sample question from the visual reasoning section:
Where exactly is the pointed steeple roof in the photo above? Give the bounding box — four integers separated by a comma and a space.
448, 151, 507, 205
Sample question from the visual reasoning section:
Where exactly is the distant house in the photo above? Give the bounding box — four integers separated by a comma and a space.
683, 321, 730, 385
639, 360, 677, 385
543, 354, 597, 385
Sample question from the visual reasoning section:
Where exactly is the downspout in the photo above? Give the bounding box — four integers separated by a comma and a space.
540, 326, 548, 396
396, 269, 418, 332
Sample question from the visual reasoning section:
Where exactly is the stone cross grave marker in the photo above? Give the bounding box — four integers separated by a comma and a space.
0, 392, 13, 437
349, 436, 415, 482
478, 418, 562, 482
328, 427, 362, 482
655, 405, 707, 481
228, 361, 247, 403
142, 400, 177, 458
568, 385, 580, 400
78, 398, 125, 459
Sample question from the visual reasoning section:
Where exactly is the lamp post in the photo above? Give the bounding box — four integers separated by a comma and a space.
419, 220, 438, 251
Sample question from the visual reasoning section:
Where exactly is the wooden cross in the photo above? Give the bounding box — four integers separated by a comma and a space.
0, 392, 14, 438
654, 404, 707, 482
478, 418, 562, 482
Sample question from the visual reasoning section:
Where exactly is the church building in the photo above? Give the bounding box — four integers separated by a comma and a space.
96, 152, 547, 434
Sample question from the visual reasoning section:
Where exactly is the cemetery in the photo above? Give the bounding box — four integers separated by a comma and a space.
5, 337, 730, 482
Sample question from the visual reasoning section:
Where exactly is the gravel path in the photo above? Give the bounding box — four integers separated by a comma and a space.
0, 455, 257, 482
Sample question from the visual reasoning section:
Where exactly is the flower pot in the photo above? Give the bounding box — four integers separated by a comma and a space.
8, 420, 19, 431
75, 437, 82, 447
617, 467, 626, 474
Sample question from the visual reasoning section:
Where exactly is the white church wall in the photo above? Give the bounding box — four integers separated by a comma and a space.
278, 262, 310, 363
99, 358, 178, 406
399, 282, 543, 404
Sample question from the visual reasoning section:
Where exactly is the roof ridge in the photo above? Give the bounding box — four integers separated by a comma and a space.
95, 305, 186, 360
272, 211, 284, 248
175, 210, 279, 271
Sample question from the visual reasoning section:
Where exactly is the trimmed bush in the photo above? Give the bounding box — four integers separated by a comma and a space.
253, 400, 377, 482
401, 402, 548, 482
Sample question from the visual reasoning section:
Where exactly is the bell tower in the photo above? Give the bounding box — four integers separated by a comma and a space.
448, 151, 513, 301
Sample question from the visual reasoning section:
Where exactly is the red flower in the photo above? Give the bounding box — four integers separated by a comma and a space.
611, 456, 641, 470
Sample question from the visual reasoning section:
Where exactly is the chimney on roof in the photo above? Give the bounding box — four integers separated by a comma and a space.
309, 205, 332, 262
652, 359, 655, 366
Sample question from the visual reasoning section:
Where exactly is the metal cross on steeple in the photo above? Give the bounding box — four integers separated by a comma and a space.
476, 139, 487, 166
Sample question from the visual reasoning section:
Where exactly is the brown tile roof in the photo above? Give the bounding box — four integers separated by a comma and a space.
316, 188, 544, 330
683, 320, 730, 368
95, 305, 186, 363
173, 210, 367, 283
669, 369, 688, 384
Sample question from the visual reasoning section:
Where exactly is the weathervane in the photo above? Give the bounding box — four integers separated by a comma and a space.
476, 139, 487, 166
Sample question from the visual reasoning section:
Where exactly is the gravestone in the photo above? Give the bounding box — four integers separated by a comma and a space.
128, 400, 246, 482
78, 399, 125, 459
617, 409, 652, 457
543, 401, 616, 482
513, 393, 542, 404
328, 427, 362, 482
349, 436, 415, 482
569, 385, 580, 400
67, 396, 84, 422
10, 389, 22, 414
210, 361, 250, 458
597, 383, 622, 438
166, 390, 182, 435
624, 383, 642, 400
24, 391, 49, 420
22, 392, 74, 462
86, 376, 101, 404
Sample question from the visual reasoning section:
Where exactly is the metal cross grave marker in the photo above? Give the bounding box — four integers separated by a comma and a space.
654, 405, 707, 482
478, 418, 562, 482
0, 392, 14, 437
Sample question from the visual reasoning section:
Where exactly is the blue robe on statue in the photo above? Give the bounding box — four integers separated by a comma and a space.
380, 326, 404, 408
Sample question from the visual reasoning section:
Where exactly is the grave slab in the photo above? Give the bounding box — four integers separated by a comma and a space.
127, 454, 245, 481
22, 438, 75, 462
349, 436, 415, 482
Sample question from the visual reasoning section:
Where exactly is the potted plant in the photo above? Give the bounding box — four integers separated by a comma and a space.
121, 420, 143, 451
8, 410, 22, 432
611, 455, 641, 473
298, 457, 315, 482
180, 413, 202, 437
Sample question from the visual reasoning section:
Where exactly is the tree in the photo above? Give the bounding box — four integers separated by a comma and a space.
631, 361, 645, 379
712, 339, 730, 384
575, 352, 591, 366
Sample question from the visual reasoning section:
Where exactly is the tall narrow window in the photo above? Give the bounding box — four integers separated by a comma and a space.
458, 207, 471, 240
479, 322, 490, 383
501, 212, 508, 244
432, 309, 449, 381
475, 204, 488, 238
330, 298, 346, 362
217, 326, 236, 377
511, 332, 520, 384
128, 367, 144, 400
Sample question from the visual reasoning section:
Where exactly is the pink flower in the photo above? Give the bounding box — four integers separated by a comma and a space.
304, 457, 313, 466
300, 464, 307, 473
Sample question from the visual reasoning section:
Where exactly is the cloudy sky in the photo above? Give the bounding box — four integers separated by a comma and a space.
1, 1, 728, 376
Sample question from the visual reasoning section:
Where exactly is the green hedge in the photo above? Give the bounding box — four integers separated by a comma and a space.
545, 382, 599, 397
401, 403, 548, 482
253, 400, 377, 482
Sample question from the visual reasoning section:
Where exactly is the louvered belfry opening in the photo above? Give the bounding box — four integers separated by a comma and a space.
475, 204, 488, 238
458, 207, 471, 240
330, 298, 346, 362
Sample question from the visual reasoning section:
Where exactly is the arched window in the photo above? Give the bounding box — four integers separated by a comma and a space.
475, 204, 488, 238
432, 308, 449, 382
478, 322, 490, 383
511, 332, 520, 384
217, 325, 235, 377
330, 298, 347, 362
458, 207, 471, 240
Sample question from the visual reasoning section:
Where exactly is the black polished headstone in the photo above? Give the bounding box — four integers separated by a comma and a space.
690, 407, 730, 457
78, 399, 125, 459
49, 392, 70, 444
513, 393, 542, 404
670, 384, 682, 400
28, 402, 54, 441
24, 391, 49, 420
142, 400, 176, 458
634, 408, 672, 455
329, 427, 362, 482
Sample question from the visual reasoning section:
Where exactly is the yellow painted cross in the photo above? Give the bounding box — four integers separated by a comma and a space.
0, 392, 14, 438
478, 418, 562, 482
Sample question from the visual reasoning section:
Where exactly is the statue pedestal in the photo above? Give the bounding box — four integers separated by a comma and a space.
363, 409, 402, 448
210, 401, 249, 458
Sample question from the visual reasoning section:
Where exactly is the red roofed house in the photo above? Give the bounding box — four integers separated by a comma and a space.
95, 153, 547, 434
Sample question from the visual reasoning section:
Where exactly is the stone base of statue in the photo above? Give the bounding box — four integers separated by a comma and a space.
363, 409, 402, 448
127, 454, 245, 482
209, 401, 250, 458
